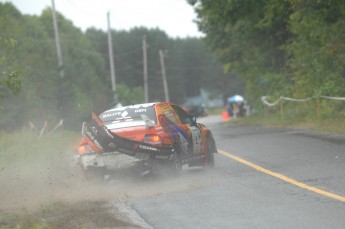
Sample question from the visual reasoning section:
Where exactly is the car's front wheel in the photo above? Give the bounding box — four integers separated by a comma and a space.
204, 136, 215, 167
173, 155, 182, 171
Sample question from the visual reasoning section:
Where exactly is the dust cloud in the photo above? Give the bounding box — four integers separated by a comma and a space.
0, 145, 119, 213
0, 131, 214, 228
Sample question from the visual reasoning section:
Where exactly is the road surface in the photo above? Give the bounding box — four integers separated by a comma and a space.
122, 115, 345, 228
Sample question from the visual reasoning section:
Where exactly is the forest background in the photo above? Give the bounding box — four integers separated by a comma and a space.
0, 2, 243, 131
2, 0, 345, 132
189, 0, 345, 123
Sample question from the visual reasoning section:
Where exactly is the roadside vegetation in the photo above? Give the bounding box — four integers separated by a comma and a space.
0, 201, 136, 229
229, 115, 345, 136
0, 2, 243, 132
227, 102, 345, 136
0, 130, 135, 228
189, 0, 345, 122
0, 130, 72, 228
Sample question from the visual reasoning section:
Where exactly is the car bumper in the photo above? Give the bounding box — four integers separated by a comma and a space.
74, 152, 142, 169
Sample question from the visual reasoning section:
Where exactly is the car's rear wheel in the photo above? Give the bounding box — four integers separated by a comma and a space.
166, 150, 182, 173
83, 166, 107, 181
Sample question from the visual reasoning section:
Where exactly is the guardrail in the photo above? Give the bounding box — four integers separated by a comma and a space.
261, 95, 345, 120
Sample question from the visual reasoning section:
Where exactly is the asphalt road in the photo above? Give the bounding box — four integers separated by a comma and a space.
125, 115, 345, 229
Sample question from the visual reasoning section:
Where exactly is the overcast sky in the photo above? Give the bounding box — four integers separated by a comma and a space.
3, 0, 203, 38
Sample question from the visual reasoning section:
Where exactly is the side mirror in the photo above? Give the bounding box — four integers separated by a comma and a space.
190, 116, 197, 125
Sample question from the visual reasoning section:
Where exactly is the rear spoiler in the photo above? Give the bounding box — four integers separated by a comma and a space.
83, 113, 175, 161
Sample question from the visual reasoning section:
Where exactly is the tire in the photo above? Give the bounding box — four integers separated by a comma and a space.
166, 152, 182, 174
204, 136, 215, 167
173, 155, 182, 171
170, 145, 183, 172
132, 160, 154, 177
83, 166, 107, 181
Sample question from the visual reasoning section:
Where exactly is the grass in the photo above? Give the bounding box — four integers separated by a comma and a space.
0, 130, 81, 229
0, 201, 137, 229
0, 129, 80, 175
0, 214, 49, 229
0, 130, 137, 229
0, 130, 75, 157
225, 113, 345, 135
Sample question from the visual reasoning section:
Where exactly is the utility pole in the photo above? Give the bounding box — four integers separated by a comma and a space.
107, 11, 117, 104
159, 50, 169, 102
142, 35, 149, 103
51, 0, 64, 78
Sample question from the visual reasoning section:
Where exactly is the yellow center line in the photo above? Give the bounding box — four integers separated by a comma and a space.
218, 149, 345, 202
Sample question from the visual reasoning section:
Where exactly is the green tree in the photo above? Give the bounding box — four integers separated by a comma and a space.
86, 27, 241, 105
285, 0, 345, 97
0, 2, 239, 131
116, 83, 144, 106
0, 4, 21, 104
189, 0, 292, 101
0, 37, 21, 101
0, 3, 111, 130
38, 8, 111, 127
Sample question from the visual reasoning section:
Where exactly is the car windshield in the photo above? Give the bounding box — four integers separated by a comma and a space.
99, 104, 157, 129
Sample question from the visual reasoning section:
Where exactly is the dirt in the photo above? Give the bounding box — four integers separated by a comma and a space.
0, 201, 140, 229
0, 157, 148, 228
0, 132, 145, 228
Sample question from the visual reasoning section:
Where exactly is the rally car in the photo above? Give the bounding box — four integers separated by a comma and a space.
75, 102, 217, 179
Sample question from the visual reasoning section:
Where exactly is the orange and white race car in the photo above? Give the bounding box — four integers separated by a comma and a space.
75, 102, 217, 178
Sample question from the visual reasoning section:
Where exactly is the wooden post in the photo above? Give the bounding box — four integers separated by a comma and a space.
51, 0, 64, 78
264, 105, 267, 119
159, 50, 169, 102
316, 98, 320, 119
280, 97, 284, 121
107, 12, 117, 103
143, 35, 149, 103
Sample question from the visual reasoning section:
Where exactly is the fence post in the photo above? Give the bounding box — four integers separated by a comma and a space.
280, 97, 284, 121
264, 104, 267, 119
316, 97, 320, 119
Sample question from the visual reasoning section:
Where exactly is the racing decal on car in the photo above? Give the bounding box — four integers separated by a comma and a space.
100, 103, 157, 122
189, 126, 201, 154
85, 128, 103, 151
158, 114, 192, 154
178, 132, 189, 152
136, 144, 158, 151
161, 104, 172, 112
83, 114, 175, 160
121, 110, 129, 118
101, 111, 122, 119
134, 108, 147, 113
158, 114, 178, 141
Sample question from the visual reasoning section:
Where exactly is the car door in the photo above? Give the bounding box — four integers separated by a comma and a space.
171, 105, 201, 155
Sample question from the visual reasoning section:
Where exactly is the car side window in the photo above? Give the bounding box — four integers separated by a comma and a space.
172, 105, 192, 125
